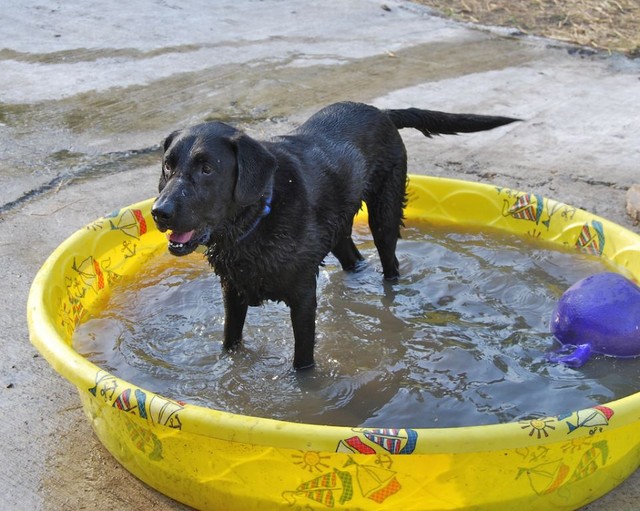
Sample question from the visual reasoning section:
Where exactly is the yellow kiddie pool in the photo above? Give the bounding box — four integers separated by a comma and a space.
28, 176, 640, 511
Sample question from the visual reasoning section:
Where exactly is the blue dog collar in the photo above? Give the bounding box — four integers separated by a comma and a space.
237, 194, 272, 242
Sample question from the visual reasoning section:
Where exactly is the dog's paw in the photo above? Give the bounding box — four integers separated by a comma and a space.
383, 274, 400, 283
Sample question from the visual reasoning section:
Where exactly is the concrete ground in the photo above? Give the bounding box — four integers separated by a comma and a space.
1, 0, 639, 509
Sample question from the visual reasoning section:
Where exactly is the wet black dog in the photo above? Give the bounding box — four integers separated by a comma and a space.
151, 101, 517, 369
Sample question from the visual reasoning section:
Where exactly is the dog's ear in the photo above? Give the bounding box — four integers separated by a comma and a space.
232, 133, 277, 206
163, 129, 182, 152
158, 130, 182, 191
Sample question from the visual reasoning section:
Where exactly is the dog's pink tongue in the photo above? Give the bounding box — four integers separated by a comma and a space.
169, 230, 195, 244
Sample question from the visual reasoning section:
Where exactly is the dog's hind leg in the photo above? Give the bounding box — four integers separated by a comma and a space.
366, 166, 406, 282
331, 233, 364, 272
369, 212, 401, 281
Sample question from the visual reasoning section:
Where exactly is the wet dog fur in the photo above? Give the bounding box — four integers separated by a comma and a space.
152, 101, 518, 369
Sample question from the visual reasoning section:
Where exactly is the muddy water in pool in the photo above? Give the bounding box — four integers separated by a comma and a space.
74, 223, 638, 428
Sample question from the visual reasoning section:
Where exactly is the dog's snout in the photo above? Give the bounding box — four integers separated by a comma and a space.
151, 197, 175, 225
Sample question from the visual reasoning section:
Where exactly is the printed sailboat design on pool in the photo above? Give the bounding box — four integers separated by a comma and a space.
337, 428, 418, 455
363, 428, 418, 454
107, 208, 148, 239
574, 220, 605, 256
566, 405, 614, 433
344, 458, 401, 504
283, 469, 353, 507
503, 193, 547, 226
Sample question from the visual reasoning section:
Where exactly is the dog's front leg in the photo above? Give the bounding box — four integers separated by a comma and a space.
221, 279, 248, 351
289, 279, 318, 370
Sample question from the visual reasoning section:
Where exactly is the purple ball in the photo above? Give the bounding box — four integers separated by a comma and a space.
551, 272, 640, 366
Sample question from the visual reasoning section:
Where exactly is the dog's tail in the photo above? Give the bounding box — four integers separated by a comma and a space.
385, 108, 519, 138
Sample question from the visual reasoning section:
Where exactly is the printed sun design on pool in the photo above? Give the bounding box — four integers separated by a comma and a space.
520, 418, 557, 439
292, 451, 332, 473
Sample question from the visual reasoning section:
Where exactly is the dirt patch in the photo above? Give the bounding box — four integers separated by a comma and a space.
411, 0, 640, 56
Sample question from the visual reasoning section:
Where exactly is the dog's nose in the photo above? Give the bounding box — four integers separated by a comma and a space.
151, 197, 175, 224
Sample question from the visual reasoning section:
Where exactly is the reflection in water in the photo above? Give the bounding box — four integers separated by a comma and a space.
74, 223, 638, 427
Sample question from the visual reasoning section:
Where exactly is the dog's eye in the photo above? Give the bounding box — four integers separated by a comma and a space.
163, 162, 172, 178
201, 163, 213, 175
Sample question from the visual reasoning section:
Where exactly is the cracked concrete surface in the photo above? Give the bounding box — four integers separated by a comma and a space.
1, 1, 639, 509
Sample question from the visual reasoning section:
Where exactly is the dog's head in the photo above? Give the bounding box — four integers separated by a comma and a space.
151, 122, 277, 256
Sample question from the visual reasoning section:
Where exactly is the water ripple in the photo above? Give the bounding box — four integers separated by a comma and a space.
74, 227, 631, 427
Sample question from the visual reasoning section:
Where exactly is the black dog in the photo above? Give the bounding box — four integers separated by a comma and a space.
151, 102, 517, 369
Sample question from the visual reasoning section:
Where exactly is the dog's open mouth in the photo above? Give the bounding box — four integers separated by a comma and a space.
167, 229, 207, 256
